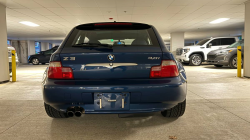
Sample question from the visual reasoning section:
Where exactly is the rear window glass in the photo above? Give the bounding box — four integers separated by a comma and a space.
227, 40, 244, 48
64, 27, 159, 47
44, 49, 54, 55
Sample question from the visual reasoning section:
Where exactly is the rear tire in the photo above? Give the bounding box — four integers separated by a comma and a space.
189, 54, 202, 66
161, 99, 186, 118
214, 65, 223, 67
44, 102, 68, 118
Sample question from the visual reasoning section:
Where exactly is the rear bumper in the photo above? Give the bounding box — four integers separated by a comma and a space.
51, 103, 180, 114
43, 77, 187, 114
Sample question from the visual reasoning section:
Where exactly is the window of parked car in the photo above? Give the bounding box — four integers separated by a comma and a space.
221, 38, 235, 45
210, 39, 221, 46
52, 48, 57, 53
227, 40, 244, 48
43, 49, 54, 55
196, 39, 210, 46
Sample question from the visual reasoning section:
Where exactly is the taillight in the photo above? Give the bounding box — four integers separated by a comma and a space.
48, 61, 74, 79
150, 60, 179, 78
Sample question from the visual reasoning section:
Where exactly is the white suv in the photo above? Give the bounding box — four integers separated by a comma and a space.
176, 37, 238, 66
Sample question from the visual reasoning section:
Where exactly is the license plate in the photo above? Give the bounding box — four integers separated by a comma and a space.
94, 93, 130, 110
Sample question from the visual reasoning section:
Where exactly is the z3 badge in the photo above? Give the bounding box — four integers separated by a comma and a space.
63, 57, 75, 61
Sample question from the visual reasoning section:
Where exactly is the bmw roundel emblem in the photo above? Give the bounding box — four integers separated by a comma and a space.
107, 54, 115, 61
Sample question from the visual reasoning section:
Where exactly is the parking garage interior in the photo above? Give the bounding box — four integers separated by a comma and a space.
0, 0, 250, 140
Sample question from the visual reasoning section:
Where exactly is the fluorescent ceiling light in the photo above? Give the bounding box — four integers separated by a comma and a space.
19, 21, 39, 27
209, 18, 230, 24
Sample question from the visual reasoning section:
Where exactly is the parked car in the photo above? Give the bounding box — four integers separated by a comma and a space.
207, 39, 244, 68
28, 46, 59, 65
176, 37, 238, 66
8, 45, 19, 73
42, 22, 187, 118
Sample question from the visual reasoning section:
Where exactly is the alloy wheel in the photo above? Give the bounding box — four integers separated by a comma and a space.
232, 57, 243, 68
32, 58, 39, 65
192, 56, 201, 65
232, 57, 237, 68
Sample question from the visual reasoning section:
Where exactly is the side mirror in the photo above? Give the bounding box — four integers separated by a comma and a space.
40, 51, 44, 55
207, 43, 212, 48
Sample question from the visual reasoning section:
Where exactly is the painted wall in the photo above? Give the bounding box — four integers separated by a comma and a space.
244, 1, 250, 77
0, 4, 9, 82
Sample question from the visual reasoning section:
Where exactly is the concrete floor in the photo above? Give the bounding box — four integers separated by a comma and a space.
0, 64, 250, 140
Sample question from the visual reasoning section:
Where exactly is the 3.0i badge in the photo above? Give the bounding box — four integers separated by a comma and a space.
107, 54, 115, 61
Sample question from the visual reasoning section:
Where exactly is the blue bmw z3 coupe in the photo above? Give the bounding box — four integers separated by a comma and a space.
42, 22, 187, 118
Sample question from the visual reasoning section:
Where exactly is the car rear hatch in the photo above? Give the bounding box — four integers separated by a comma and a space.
59, 23, 163, 80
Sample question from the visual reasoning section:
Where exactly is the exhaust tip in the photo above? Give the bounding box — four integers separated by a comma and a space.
67, 111, 74, 117
75, 111, 82, 117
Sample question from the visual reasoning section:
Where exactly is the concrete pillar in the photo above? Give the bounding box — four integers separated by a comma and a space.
19, 41, 28, 63
244, 1, 250, 77
0, 4, 9, 82
28, 41, 35, 55
170, 32, 184, 55
11, 40, 29, 64
242, 31, 244, 39
11, 40, 20, 61
41, 42, 49, 51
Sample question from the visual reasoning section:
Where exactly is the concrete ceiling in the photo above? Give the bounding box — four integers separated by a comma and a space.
0, 0, 247, 42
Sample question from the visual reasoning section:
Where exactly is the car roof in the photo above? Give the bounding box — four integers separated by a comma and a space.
7, 46, 15, 50
209, 37, 237, 39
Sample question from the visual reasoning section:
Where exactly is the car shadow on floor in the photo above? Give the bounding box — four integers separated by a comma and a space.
50, 112, 178, 139
203, 66, 234, 69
